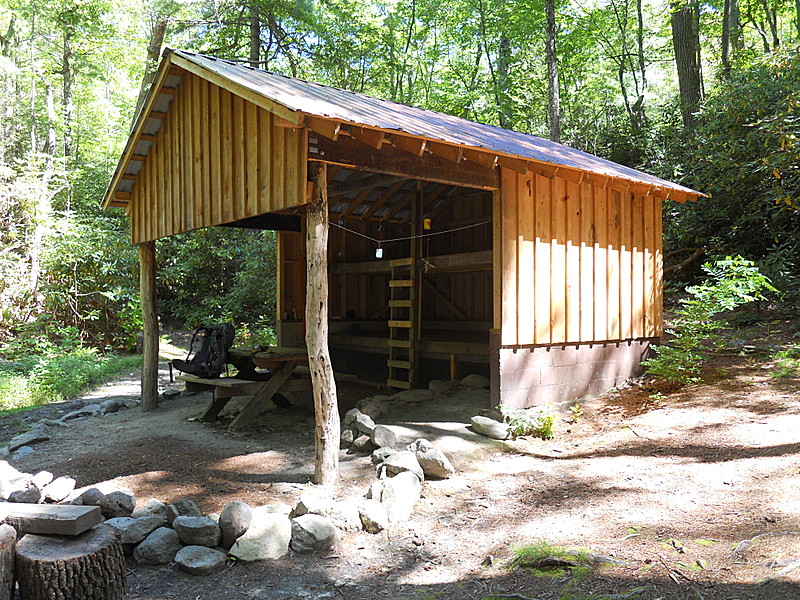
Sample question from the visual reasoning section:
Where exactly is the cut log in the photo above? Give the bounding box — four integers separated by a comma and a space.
0, 502, 101, 536
0, 524, 15, 600
15, 523, 125, 600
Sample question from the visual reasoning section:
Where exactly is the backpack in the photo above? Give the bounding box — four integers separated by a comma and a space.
171, 324, 235, 378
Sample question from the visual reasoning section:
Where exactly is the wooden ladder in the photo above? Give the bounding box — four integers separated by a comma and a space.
387, 257, 417, 389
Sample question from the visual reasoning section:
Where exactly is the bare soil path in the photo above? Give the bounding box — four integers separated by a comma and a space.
1, 331, 799, 600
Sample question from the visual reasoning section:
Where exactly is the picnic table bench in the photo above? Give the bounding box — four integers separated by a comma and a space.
176, 346, 310, 429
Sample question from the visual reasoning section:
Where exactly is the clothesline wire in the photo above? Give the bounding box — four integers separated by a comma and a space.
330, 219, 491, 244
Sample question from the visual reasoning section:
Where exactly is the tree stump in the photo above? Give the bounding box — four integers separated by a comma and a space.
0, 524, 16, 600
15, 523, 125, 600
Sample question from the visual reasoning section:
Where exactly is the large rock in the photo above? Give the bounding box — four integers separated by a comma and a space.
8, 487, 41, 504
134, 527, 182, 565
358, 499, 389, 533
8, 424, 50, 451
292, 492, 333, 518
107, 515, 166, 545
351, 435, 375, 454
353, 412, 376, 435
0, 461, 30, 499
382, 451, 424, 482
339, 428, 355, 449
290, 514, 339, 553
370, 425, 396, 449
219, 500, 252, 549
131, 498, 168, 519
371, 447, 397, 465
173, 516, 221, 548
78, 487, 104, 507
407, 439, 455, 479
99, 398, 125, 415
61, 404, 102, 421
356, 396, 390, 421
166, 498, 202, 525
461, 373, 490, 389
99, 490, 136, 518
342, 408, 362, 427
41, 476, 76, 503
471, 415, 510, 440
293, 494, 360, 532
428, 379, 457, 394
391, 389, 434, 403
176, 546, 227, 576
381, 471, 422, 523
30, 471, 53, 490
229, 507, 291, 561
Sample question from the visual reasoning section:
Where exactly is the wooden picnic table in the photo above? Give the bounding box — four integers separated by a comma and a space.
177, 346, 309, 430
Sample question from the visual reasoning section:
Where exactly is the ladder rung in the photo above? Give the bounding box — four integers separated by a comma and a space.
389, 300, 413, 308
388, 339, 412, 348
389, 257, 414, 267
389, 320, 412, 328
387, 359, 411, 369
387, 379, 412, 389
389, 279, 414, 288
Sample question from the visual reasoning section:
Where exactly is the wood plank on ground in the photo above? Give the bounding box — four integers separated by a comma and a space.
0, 503, 101, 537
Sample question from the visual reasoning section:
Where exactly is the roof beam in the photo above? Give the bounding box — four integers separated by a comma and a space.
351, 127, 386, 149
329, 173, 406, 197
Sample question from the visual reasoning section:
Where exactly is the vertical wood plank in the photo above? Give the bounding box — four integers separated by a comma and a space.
631, 193, 645, 338
258, 107, 272, 213
654, 198, 664, 336
198, 79, 210, 229
643, 195, 657, 337
533, 174, 551, 344
285, 127, 300, 207
550, 175, 567, 343
607, 189, 621, 340
232, 94, 246, 220
184, 75, 195, 232
188, 74, 200, 231
518, 172, 536, 345
139, 241, 159, 411
272, 118, 286, 211
163, 105, 173, 238
209, 84, 222, 225
245, 101, 258, 217
565, 180, 581, 342
593, 186, 608, 341
220, 89, 233, 222
579, 181, 595, 341
620, 190, 633, 339
493, 189, 502, 331
500, 168, 518, 346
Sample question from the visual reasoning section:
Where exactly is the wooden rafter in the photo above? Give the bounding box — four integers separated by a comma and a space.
360, 179, 409, 221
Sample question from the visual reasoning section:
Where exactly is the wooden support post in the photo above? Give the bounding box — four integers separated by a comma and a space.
306, 162, 340, 486
138, 241, 159, 412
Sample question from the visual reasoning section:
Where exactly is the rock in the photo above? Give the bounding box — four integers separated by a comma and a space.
99, 490, 136, 518
358, 499, 389, 533
356, 396, 389, 420
407, 438, 455, 479
61, 404, 102, 421
391, 388, 434, 403
8, 487, 41, 503
104, 517, 136, 533
471, 415, 510, 440
0, 447, 8, 460
428, 379, 454, 394
173, 515, 222, 547
383, 450, 424, 481
37, 418, 65, 428
371, 447, 397, 465
0, 460, 30, 499
123, 398, 140, 409
229, 507, 291, 561
119, 515, 167, 544
99, 398, 125, 415
293, 493, 333, 518
134, 527, 183, 565
370, 425, 396, 449
290, 514, 339, 553
351, 435, 375, 454
366, 481, 384, 500
326, 500, 362, 532
219, 500, 252, 549
461, 373, 490, 389
41, 476, 76, 502
381, 471, 422, 523
131, 498, 169, 519
166, 498, 202, 525
342, 408, 362, 427
161, 388, 182, 399
353, 412, 376, 435
78, 487, 104, 506
11, 446, 34, 460
30, 471, 53, 490
339, 428, 355, 449
9, 424, 50, 451
480, 407, 504, 422
175, 545, 227, 576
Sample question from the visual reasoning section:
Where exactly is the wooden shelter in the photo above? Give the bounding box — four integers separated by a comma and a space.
103, 49, 702, 416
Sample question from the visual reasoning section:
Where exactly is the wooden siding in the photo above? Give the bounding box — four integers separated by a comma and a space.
499, 167, 662, 346
129, 72, 307, 244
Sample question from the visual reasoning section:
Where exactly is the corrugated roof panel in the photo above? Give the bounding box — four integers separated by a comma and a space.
172, 49, 700, 197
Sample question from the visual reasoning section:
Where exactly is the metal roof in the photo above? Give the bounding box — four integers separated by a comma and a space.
168, 49, 701, 199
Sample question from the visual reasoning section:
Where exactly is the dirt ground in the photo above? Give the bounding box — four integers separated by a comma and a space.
2, 325, 800, 600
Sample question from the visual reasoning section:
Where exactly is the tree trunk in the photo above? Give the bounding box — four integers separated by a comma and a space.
759, 0, 779, 49
545, 0, 561, 142
139, 241, 159, 412
496, 36, 512, 129
671, 0, 702, 130
133, 17, 167, 122
61, 31, 73, 158
796, 0, 800, 38
15, 524, 125, 600
249, 3, 260, 68
0, 524, 14, 600
306, 162, 340, 487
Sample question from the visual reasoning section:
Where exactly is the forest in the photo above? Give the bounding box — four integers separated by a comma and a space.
0, 0, 798, 404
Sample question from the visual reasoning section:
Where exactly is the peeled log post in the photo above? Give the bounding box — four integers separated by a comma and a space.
306, 162, 340, 486
0, 524, 15, 600
15, 523, 125, 600
139, 240, 159, 411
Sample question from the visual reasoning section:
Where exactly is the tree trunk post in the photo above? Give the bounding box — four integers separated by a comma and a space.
139, 241, 159, 412
306, 162, 340, 486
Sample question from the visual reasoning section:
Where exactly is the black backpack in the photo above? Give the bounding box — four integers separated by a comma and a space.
172, 324, 235, 378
